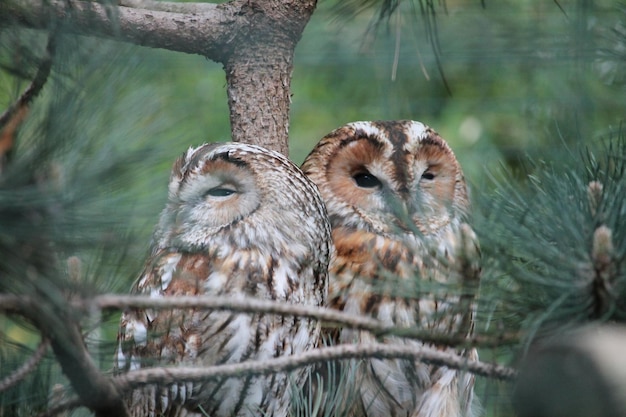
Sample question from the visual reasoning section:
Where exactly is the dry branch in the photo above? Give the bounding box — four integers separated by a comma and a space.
3, 295, 129, 417
0, 338, 49, 393
34, 337, 517, 416
115, 343, 517, 391
36, 395, 81, 417
1, 0, 227, 58
87, 294, 519, 347
0, 0, 318, 153
0, 293, 520, 348
0, 35, 54, 128
0, 34, 55, 164
118, 0, 215, 13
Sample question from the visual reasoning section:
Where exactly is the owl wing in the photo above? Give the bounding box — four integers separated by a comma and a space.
414, 223, 481, 417
117, 250, 196, 369
115, 250, 214, 416
116, 248, 325, 417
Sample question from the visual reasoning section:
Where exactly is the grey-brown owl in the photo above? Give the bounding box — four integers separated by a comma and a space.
301, 120, 479, 417
115, 142, 332, 417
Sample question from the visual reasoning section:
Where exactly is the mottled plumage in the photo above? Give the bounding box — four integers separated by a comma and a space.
115, 142, 332, 417
301, 120, 479, 417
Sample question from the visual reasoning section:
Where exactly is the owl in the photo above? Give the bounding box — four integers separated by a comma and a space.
301, 120, 479, 417
115, 142, 332, 417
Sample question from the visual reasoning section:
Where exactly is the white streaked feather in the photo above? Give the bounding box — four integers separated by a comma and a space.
159, 253, 181, 291
128, 319, 147, 347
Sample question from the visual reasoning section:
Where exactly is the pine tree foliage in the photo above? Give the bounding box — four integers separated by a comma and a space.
476, 130, 626, 351
0, 1, 624, 416
0, 29, 167, 416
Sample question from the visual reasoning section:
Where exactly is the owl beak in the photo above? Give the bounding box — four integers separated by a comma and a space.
390, 200, 414, 233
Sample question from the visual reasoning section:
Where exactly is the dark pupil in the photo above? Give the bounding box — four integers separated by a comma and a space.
353, 172, 382, 188
207, 188, 235, 197
422, 172, 435, 180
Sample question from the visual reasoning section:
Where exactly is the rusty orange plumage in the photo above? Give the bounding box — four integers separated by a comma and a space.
302, 120, 480, 417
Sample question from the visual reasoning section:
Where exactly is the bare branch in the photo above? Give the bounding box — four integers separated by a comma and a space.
0, 0, 313, 153
118, 0, 215, 14
0, 293, 520, 348
87, 294, 520, 347
37, 395, 82, 417
87, 294, 519, 347
3, 296, 129, 417
0, 0, 229, 59
0, 338, 50, 392
0, 34, 55, 138
115, 343, 517, 391
90, 293, 384, 330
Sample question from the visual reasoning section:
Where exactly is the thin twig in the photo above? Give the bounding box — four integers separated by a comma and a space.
0, 338, 50, 392
0, 34, 55, 131
87, 294, 520, 347
0, 293, 521, 348
118, 0, 216, 13
90, 293, 383, 330
37, 395, 82, 417
115, 343, 517, 392
2, 295, 129, 417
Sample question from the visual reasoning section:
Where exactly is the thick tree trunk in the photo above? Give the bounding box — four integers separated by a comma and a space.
0, 0, 317, 155
224, 43, 295, 156
219, 0, 316, 155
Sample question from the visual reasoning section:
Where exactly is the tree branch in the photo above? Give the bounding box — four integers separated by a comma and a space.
88, 294, 520, 347
37, 395, 82, 417
0, 338, 49, 393
114, 343, 517, 391
0, 34, 55, 170
0, 34, 54, 129
118, 0, 216, 14
0, 293, 520, 348
4, 296, 129, 417
0, 0, 229, 59
1, 0, 317, 154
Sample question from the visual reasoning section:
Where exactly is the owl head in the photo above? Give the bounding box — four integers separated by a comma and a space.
301, 120, 469, 238
154, 142, 331, 259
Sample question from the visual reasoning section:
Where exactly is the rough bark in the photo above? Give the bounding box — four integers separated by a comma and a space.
0, 0, 317, 154
224, 39, 296, 155
11, 296, 129, 417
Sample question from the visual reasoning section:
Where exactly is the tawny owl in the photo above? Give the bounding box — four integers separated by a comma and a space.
115, 142, 332, 417
301, 120, 480, 417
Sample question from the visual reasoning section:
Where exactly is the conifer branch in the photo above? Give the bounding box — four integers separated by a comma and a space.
0, 34, 55, 150
0, 338, 49, 393
1, 296, 129, 417
591, 225, 616, 318
88, 294, 520, 347
0, 293, 521, 348
118, 0, 216, 13
114, 343, 517, 392
37, 395, 81, 417
0, 0, 230, 59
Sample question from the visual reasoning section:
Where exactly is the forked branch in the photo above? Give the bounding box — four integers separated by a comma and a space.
0, 338, 50, 393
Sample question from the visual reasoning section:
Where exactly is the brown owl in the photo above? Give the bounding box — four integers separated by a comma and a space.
301, 120, 479, 417
115, 142, 332, 417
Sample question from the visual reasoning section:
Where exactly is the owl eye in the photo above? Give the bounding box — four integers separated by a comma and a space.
421, 171, 435, 180
353, 172, 382, 189
206, 187, 236, 197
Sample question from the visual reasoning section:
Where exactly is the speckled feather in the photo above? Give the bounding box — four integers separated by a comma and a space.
115, 143, 332, 417
301, 121, 479, 417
